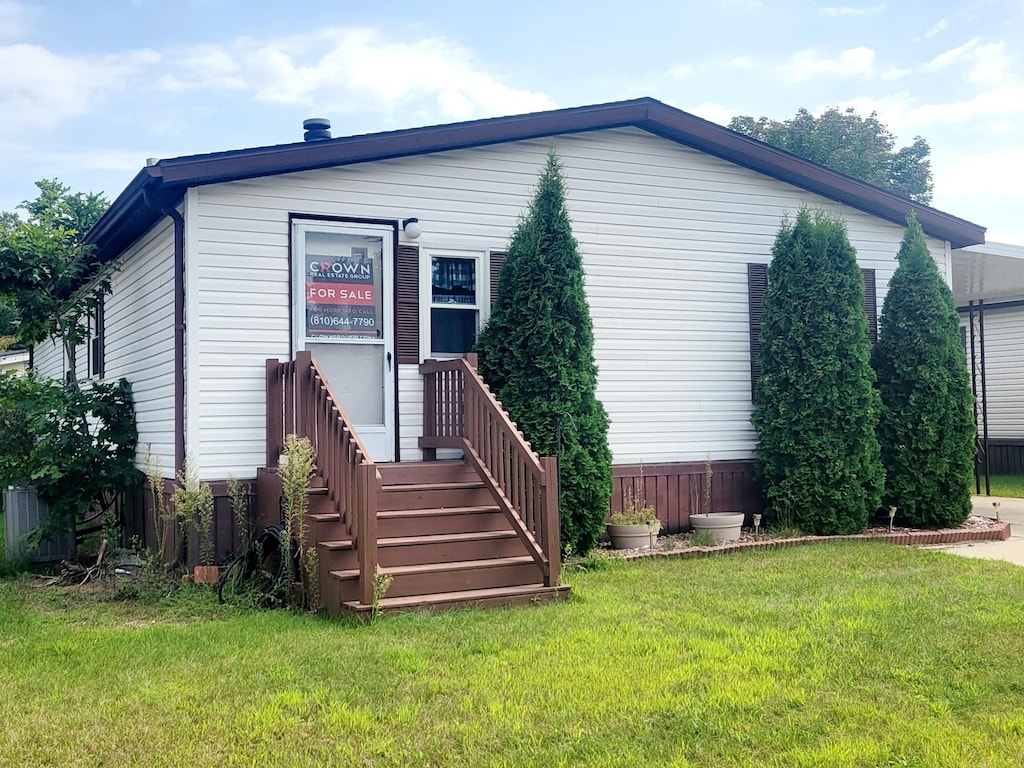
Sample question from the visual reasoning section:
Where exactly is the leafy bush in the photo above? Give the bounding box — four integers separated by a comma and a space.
0, 372, 140, 542
475, 148, 613, 555
752, 210, 884, 534
872, 216, 974, 527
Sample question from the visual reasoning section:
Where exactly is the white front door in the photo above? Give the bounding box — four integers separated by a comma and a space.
293, 220, 395, 461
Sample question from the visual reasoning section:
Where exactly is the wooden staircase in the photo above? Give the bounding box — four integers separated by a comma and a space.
265, 352, 569, 619
310, 461, 568, 617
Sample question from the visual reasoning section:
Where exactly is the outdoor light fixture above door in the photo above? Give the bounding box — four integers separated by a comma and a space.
402, 218, 422, 239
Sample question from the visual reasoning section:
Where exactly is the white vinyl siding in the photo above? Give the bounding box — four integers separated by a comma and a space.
104, 218, 177, 476
963, 307, 1024, 440
187, 127, 948, 475
32, 337, 63, 380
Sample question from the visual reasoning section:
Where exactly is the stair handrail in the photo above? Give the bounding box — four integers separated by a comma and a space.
266, 351, 381, 604
419, 357, 560, 587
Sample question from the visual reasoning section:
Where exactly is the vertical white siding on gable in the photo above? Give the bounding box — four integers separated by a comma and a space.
189, 127, 949, 476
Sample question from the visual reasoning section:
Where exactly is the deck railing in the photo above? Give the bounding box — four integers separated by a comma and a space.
420, 356, 560, 587
266, 351, 381, 605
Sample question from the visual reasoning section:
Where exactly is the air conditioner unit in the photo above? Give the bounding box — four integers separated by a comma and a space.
4, 487, 76, 562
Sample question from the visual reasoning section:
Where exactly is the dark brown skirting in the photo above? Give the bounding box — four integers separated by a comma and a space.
982, 439, 1024, 475
123, 476, 257, 567
611, 459, 761, 534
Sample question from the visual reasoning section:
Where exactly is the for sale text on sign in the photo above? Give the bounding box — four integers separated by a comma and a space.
305, 246, 381, 338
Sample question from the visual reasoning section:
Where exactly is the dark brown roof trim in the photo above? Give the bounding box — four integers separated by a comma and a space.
85, 97, 985, 259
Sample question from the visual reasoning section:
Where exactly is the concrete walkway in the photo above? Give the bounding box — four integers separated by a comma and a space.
925, 496, 1024, 565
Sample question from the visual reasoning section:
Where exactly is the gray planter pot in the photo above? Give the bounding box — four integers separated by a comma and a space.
690, 512, 745, 543
606, 521, 661, 550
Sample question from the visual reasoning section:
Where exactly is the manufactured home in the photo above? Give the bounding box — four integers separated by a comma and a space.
956, 241, 1024, 481
32, 98, 988, 614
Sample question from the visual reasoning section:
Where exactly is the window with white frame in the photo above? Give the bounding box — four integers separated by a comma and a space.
429, 252, 484, 355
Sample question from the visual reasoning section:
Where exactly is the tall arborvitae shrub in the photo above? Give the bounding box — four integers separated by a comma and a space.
475, 148, 612, 555
752, 209, 884, 534
872, 216, 974, 527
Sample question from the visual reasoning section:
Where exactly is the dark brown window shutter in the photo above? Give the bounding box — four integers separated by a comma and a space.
489, 250, 506, 308
861, 268, 877, 343
396, 244, 419, 364
90, 295, 105, 378
748, 263, 768, 402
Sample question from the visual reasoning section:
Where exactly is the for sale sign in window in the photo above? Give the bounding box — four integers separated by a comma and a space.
304, 234, 383, 339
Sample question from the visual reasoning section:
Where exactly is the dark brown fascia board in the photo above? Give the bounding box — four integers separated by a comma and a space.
150, 98, 650, 185
85, 97, 985, 261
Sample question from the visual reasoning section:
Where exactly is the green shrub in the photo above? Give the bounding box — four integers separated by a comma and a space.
752, 210, 884, 534
476, 148, 613, 555
872, 216, 975, 527
0, 372, 140, 542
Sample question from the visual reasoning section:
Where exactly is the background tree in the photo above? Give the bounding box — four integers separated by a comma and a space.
872, 216, 974, 527
729, 108, 933, 204
752, 210, 884, 535
0, 180, 111, 386
475, 148, 613, 555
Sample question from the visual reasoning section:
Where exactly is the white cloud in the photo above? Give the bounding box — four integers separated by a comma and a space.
965, 42, 1010, 86
784, 46, 875, 82
924, 18, 948, 38
881, 67, 913, 81
687, 102, 735, 126
934, 148, 1024, 201
668, 63, 693, 79
925, 38, 980, 70
834, 82, 1024, 136
821, 5, 885, 17
0, 44, 160, 140
162, 28, 555, 121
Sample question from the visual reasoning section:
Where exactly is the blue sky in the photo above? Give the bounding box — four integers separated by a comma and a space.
2, 0, 1022, 242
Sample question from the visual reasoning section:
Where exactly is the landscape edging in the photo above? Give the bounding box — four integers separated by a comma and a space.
622, 518, 1012, 561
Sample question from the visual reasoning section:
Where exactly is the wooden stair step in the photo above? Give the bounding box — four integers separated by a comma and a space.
309, 512, 340, 523
376, 460, 476, 485
320, 538, 354, 551
328, 555, 541, 599
379, 530, 517, 548
381, 480, 484, 492
377, 505, 498, 519
339, 583, 571, 616
330, 555, 535, 581
378, 481, 493, 511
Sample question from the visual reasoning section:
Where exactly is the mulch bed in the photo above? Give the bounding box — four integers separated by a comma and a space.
603, 515, 1011, 561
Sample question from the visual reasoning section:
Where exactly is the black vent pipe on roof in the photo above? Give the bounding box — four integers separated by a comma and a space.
303, 118, 331, 141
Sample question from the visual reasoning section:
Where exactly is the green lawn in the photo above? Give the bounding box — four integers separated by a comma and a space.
988, 474, 1024, 498
3, 543, 1024, 767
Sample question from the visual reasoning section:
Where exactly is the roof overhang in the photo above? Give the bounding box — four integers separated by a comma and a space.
84, 97, 987, 262
954, 242, 1024, 305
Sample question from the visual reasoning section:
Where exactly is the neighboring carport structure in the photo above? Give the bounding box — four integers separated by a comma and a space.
953, 242, 1024, 492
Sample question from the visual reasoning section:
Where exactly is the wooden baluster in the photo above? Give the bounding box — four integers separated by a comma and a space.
422, 365, 437, 457
540, 457, 560, 586
265, 359, 281, 467
357, 463, 379, 606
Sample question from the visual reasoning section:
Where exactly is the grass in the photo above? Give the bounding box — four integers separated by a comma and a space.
3, 542, 1024, 767
987, 474, 1024, 498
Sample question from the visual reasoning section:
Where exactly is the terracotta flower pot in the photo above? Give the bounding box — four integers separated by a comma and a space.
193, 565, 220, 585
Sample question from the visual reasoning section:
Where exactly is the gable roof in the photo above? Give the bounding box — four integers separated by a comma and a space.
86, 97, 985, 258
